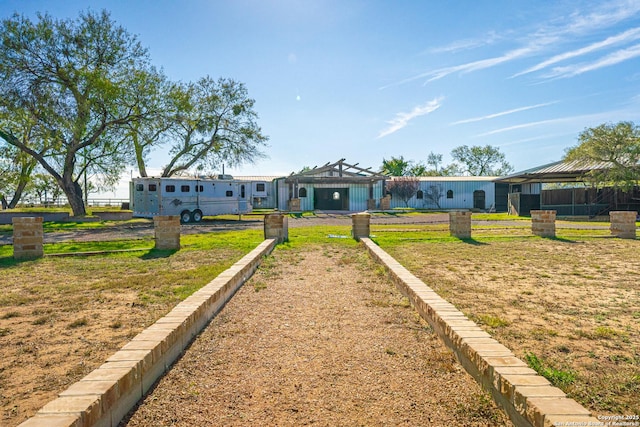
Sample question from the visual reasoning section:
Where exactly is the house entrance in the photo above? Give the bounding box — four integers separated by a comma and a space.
314, 188, 349, 210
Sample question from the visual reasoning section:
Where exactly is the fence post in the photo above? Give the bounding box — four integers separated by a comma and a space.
13, 217, 44, 260
154, 216, 181, 250
610, 211, 637, 239
352, 212, 371, 241
449, 211, 472, 239
264, 213, 288, 243
531, 210, 556, 238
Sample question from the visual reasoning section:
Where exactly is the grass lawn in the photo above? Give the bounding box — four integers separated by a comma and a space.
373, 223, 640, 416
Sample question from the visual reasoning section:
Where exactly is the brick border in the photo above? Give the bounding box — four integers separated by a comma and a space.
360, 238, 600, 427
18, 239, 277, 427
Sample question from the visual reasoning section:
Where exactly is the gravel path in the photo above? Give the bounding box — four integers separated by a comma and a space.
121, 244, 511, 426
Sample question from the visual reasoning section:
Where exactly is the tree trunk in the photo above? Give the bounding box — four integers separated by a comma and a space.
0, 195, 7, 210
60, 178, 87, 216
7, 177, 30, 209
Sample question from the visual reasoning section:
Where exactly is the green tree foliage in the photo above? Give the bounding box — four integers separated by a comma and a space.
564, 121, 640, 191
385, 177, 420, 207
0, 10, 154, 216
450, 145, 513, 176
381, 156, 412, 176
153, 77, 268, 177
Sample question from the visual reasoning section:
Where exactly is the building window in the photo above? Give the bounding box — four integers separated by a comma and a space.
256, 183, 265, 192
166, 185, 175, 193
416, 190, 423, 199
299, 187, 307, 197
148, 184, 157, 191
135, 184, 144, 191
447, 190, 453, 199
226, 190, 233, 197
181, 185, 190, 192
332, 191, 340, 200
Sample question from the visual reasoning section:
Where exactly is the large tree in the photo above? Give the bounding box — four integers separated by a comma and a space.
0, 10, 154, 216
381, 156, 412, 176
564, 121, 640, 192
133, 76, 268, 178
450, 145, 513, 176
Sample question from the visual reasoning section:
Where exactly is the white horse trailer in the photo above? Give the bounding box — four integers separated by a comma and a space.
130, 177, 252, 223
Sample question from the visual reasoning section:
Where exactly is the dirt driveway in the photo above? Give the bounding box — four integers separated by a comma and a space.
122, 244, 511, 426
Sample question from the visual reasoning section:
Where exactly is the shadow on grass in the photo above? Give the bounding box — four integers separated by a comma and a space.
140, 248, 179, 259
548, 236, 580, 243
459, 238, 489, 246
0, 256, 23, 267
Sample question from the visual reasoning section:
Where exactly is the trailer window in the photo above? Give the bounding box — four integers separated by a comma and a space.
166, 185, 175, 193
226, 190, 233, 197
181, 185, 190, 192
256, 183, 265, 192
135, 184, 144, 191
195, 185, 203, 192
148, 184, 157, 192
240, 185, 245, 198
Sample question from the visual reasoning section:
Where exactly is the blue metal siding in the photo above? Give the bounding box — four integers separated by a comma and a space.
390, 180, 497, 210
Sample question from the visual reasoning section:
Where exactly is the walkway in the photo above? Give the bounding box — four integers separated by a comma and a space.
121, 243, 511, 426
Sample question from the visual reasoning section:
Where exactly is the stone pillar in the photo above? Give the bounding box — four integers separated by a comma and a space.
352, 212, 371, 241
449, 211, 472, 239
531, 210, 556, 238
367, 199, 376, 211
380, 195, 391, 210
264, 213, 288, 243
288, 198, 301, 212
154, 216, 181, 250
610, 211, 637, 239
12, 217, 44, 260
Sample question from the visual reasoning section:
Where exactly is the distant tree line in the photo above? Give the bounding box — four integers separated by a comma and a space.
380, 145, 514, 178
0, 10, 268, 216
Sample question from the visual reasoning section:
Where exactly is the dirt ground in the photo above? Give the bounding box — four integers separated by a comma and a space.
121, 244, 511, 426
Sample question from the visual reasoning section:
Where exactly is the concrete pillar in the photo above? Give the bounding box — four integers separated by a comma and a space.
449, 211, 472, 239
531, 210, 556, 238
352, 212, 371, 241
610, 211, 637, 239
12, 217, 44, 260
153, 216, 181, 250
264, 213, 288, 243
380, 195, 391, 210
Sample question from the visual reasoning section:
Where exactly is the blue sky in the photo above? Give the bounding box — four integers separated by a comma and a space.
3, 0, 640, 183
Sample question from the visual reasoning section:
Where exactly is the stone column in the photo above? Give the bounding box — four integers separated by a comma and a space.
288, 198, 301, 212
367, 199, 376, 211
531, 210, 556, 238
154, 216, 181, 250
380, 195, 391, 210
12, 217, 44, 260
449, 211, 472, 239
352, 212, 371, 241
264, 213, 288, 243
610, 211, 637, 239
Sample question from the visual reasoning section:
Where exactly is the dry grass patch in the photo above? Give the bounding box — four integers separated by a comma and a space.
384, 237, 640, 416
0, 245, 249, 426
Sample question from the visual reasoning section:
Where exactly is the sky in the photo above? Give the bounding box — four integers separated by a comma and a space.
3, 0, 640, 198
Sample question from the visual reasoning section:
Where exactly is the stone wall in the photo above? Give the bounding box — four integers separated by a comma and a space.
609, 211, 637, 239
530, 210, 556, 238
12, 217, 44, 260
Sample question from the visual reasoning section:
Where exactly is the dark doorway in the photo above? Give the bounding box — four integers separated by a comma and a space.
473, 190, 486, 210
314, 188, 349, 210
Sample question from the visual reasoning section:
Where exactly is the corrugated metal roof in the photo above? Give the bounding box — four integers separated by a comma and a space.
233, 176, 281, 181
496, 160, 613, 184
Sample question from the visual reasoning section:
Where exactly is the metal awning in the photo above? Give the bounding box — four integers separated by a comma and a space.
494, 160, 613, 184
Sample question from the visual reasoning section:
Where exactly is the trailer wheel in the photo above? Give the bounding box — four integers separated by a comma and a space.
191, 209, 203, 223
180, 210, 192, 223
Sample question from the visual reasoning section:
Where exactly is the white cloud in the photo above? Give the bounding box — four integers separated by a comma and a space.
377, 97, 443, 139
428, 31, 501, 54
515, 27, 640, 77
450, 102, 557, 125
544, 43, 640, 78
